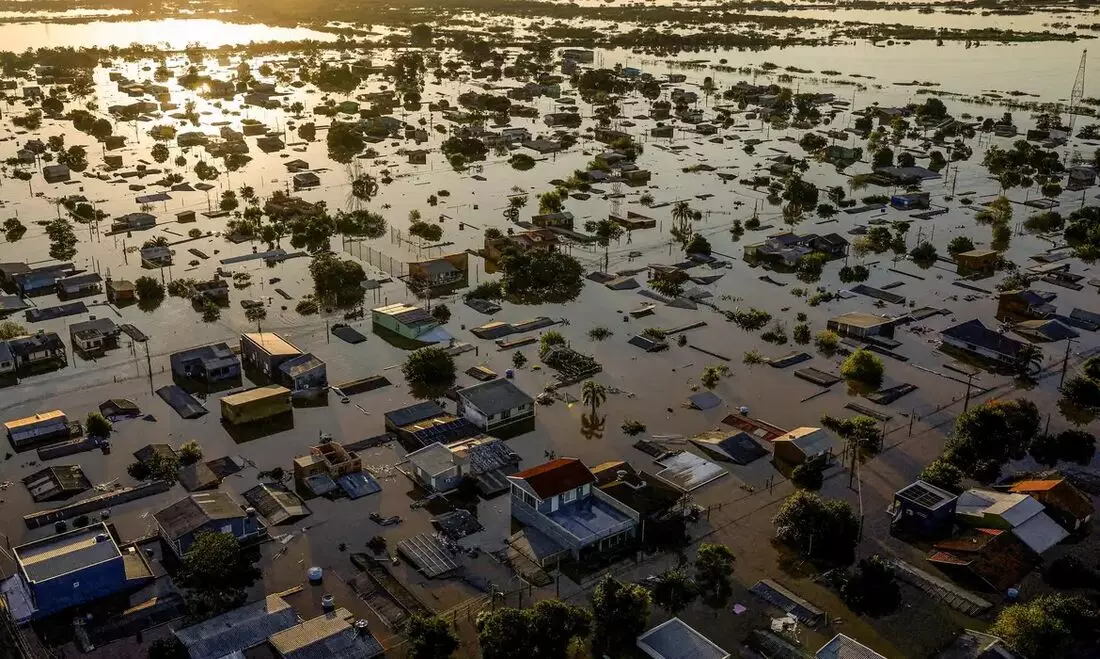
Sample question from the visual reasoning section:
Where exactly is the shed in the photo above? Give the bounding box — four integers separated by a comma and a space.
242, 483, 311, 525
279, 353, 327, 392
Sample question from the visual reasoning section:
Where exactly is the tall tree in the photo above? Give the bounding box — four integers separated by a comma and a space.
694, 543, 736, 610
591, 575, 651, 657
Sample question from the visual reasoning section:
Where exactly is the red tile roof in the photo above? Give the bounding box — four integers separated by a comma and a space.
512, 458, 595, 499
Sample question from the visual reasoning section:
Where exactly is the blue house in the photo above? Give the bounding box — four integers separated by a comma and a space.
507, 458, 637, 565
170, 343, 241, 384
154, 491, 265, 558
5, 523, 153, 621
890, 480, 958, 539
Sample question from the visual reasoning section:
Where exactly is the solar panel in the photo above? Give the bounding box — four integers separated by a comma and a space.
902, 482, 948, 508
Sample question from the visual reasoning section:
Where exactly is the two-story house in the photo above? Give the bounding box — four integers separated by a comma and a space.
507, 458, 638, 565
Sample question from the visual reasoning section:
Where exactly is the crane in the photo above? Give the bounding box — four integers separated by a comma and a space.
1068, 50, 1087, 136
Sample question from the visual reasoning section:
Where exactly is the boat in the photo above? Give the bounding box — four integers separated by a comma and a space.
629, 303, 656, 318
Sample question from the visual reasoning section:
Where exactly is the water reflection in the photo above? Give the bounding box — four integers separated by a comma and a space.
0, 18, 335, 50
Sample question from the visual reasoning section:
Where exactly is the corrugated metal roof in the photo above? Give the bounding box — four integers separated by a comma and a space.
15, 523, 120, 583
221, 385, 291, 406
4, 410, 67, 431
174, 595, 296, 659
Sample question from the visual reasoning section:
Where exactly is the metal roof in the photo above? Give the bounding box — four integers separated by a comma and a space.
221, 385, 291, 407
815, 634, 886, 659
279, 353, 325, 379
174, 595, 297, 659
384, 401, 446, 428
154, 491, 246, 540
897, 480, 956, 511
457, 378, 533, 417
372, 302, 435, 327
242, 332, 301, 357
637, 617, 730, 659
4, 410, 66, 431
268, 610, 383, 659
15, 523, 120, 583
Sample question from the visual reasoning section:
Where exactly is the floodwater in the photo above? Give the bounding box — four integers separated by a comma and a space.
0, 19, 336, 50
0, 11, 1098, 657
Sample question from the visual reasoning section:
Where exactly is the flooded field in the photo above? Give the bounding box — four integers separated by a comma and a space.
0, 2, 1098, 658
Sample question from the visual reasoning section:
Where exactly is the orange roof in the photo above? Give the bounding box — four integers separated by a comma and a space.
512, 457, 595, 499
1010, 479, 1062, 493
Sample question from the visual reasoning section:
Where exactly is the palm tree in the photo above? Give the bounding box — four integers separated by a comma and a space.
1015, 344, 1044, 380
581, 380, 607, 416
671, 201, 692, 233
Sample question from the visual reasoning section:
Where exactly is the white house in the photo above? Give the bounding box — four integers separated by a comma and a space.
456, 379, 534, 435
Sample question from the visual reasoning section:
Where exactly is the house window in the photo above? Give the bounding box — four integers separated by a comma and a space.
501, 408, 512, 420
562, 489, 576, 504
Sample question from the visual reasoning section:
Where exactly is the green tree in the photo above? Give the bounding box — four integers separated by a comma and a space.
700, 365, 729, 389
943, 398, 1041, 482
178, 532, 261, 622
499, 249, 584, 304
990, 594, 1098, 658
837, 555, 900, 616
538, 330, 566, 358
476, 600, 590, 659
591, 575, 651, 658
919, 458, 964, 493
406, 614, 458, 659
815, 330, 840, 353
685, 233, 711, 255
0, 320, 26, 340
581, 380, 607, 416
947, 235, 975, 256
308, 254, 365, 309
512, 351, 527, 369
773, 490, 859, 564
584, 218, 624, 271
85, 411, 112, 438
402, 346, 456, 399
840, 349, 884, 389
694, 543, 735, 610
178, 440, 203, 466
821, 414, 882, 453
651, 568, 698, 615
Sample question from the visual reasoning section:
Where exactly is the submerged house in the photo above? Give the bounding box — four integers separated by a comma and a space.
456, 379, 535, 436
8, 332, 66, 370
508, 458, 638, 563
170, 343, 241, 384
4, 523, 154, 622
890, 480, 958, 539
1009, 479, 1093, 532
940, 319, 1027, 367
154, 491, 266, 558
996, 289, 1057, 321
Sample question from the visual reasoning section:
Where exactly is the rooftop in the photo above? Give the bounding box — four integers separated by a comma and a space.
546, 497, 635, 542
405, 442, 456, 478
154, 491, 246, 540
815, 634, 886, 659
957, 489, 1043, 527
174, 595, 297, 659
636, 617, 730, 659
222, 385, 291, 406
15, 523, 121, 583
372, 302, 436, 327
897, 480, 957, 511
243, 332, 301, 357
4, 410, 66, 431
511, 457, 595, 499
457, 378, 533, 417
268, 609, 383, 659
831, 311, 893, 329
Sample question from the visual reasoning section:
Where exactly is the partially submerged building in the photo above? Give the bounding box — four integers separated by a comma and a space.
456, 379, 535, 436
170, 343, 241, 384
827, 312, 896, 340
4, 523, 153, 622
508, 458, 637, 563
154, 491, 266, 557
220, 385, 293, 425
955, 489, 1068, 555
890, 480, 958, 538
240, 332, 302, 380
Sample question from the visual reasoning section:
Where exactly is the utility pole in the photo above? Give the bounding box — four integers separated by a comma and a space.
963, 371, 976, 412
1060, 337, 1077, 388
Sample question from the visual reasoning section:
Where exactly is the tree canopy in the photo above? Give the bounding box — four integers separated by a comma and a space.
402, 346, 457, 399
942, 398, 1040, 482
591, 576, 651, 657
499, 249, 584, 304
476, 600, 590, 659
773, 490, 859, 564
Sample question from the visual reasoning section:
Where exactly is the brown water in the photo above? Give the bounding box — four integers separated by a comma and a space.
0, 14, 1096, 656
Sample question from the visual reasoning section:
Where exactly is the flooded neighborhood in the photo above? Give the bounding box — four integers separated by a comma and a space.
2, 0, 1100, 658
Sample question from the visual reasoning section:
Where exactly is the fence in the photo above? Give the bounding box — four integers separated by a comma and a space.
342, 238, 408, 279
